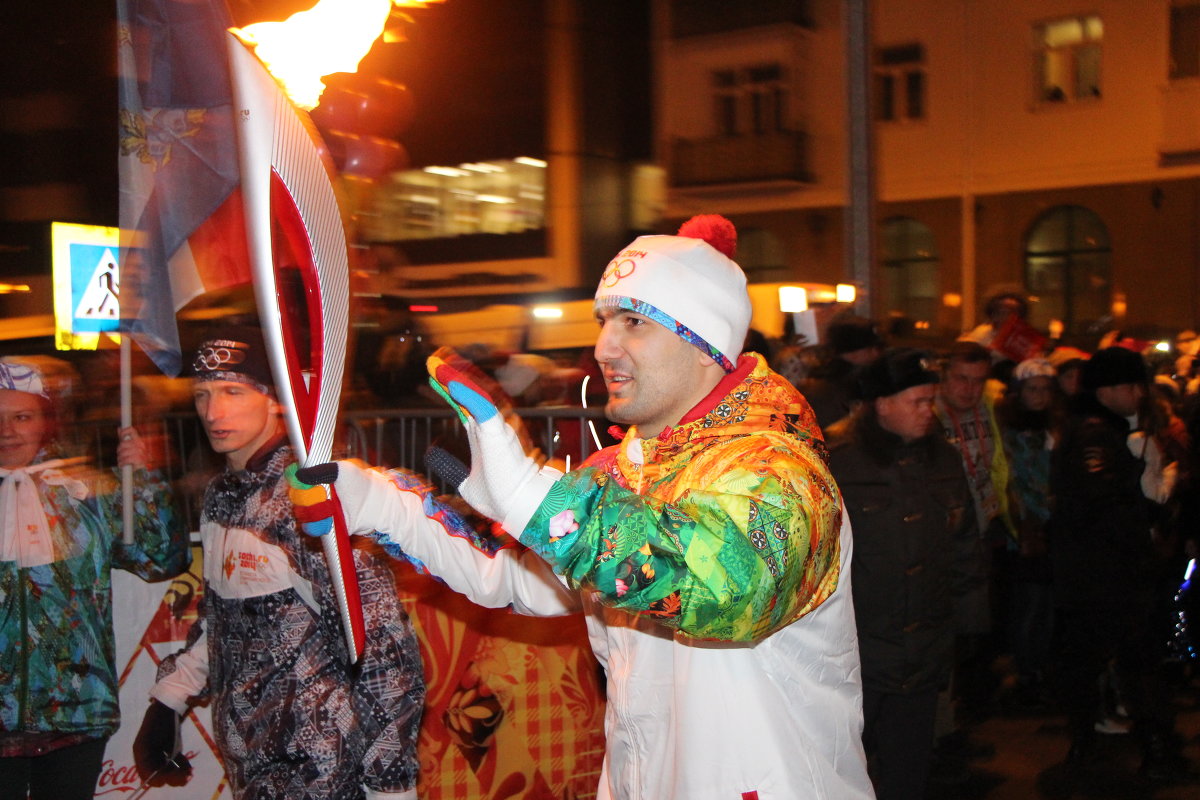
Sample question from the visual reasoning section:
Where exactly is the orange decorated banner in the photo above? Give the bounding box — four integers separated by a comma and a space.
395, 565, 605, 800
106, 547, 606, 799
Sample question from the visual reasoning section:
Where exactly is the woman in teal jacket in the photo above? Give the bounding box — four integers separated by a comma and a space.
0, 357, 188, 799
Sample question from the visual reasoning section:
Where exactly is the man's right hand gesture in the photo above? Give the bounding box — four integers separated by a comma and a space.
426, 348, 560, 533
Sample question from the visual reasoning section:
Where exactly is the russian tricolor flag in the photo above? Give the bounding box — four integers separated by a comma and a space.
117, 0, 251, 376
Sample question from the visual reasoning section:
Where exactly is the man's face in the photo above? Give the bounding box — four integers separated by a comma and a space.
941, 359, 990, 412
876, 383, 937, 443
1019, 376, 1055, 412
1096, 382, 1145, 418
989, 297, 1023, 326
1058, 367, 1082, 396
594, 307, 718, 437
0, 389, 47, 469
193, 379, 281, 471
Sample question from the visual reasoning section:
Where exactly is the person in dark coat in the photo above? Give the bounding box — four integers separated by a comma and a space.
800, 314, 884, 428
827, 348, 981, 800
1049, 346, 1193, 782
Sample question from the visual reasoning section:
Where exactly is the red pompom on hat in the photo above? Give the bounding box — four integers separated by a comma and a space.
677, 214, 737, 260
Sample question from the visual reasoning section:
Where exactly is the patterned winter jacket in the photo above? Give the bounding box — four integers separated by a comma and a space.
152, 440, 424, 800
523, 352, 843, 642
0, 451, 186, 755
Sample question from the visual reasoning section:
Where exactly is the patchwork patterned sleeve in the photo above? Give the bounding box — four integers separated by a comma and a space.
517, 434, 843, 642
152, 619, 210, 712
108, 468, 191, 581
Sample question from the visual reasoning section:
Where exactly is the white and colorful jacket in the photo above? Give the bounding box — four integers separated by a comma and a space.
152, 441, 424, 800
349, 354, 873, 799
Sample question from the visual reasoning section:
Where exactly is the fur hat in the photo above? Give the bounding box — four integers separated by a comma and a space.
189, 327, 274, 394
593, 215, 751, 372
858, 348, 941, 400
828, 315, 883, 355
1082, 346, 1147, 391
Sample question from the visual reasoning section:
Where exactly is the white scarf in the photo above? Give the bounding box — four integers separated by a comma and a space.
0, 459, 89, 568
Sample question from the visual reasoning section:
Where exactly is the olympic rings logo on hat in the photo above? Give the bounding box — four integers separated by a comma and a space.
194, 343, 248, 373
600, 258, 637, 288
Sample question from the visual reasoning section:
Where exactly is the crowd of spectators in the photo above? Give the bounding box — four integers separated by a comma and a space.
760, 291, 1200, 793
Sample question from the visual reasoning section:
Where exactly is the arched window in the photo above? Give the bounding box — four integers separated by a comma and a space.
1023, 205, 1111, 335
880, 217, 939, 332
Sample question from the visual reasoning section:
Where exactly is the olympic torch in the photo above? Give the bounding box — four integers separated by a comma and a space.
224, 31, 365, 662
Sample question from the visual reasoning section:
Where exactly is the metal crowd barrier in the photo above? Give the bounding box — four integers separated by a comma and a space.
80, 406, 612, 533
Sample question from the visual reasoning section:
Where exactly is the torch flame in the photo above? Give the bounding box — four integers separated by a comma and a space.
233, 0, 434, 110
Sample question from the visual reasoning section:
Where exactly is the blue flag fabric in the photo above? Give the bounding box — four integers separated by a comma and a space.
117, 0, 245, 376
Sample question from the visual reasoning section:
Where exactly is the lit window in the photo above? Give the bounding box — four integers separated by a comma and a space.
1035, 15, 1103, 103
880, 217, 939, 334
875, 43, 926, 122
1023, 206, 1111, 335
710, 63, 787, 136
364, 156, 546, 241
1171, 2, 1200, 79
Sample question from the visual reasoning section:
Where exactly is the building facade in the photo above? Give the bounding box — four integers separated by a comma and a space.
658, 0, 1200, 345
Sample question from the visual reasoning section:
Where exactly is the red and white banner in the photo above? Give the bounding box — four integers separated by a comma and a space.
102, 545, 231, 799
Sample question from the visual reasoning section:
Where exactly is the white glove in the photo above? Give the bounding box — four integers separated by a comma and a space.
426, 354, 561, 534
459, 412, 561, 533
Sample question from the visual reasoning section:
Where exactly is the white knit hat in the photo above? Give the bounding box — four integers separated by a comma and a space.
593, 216, 752, 372
1013, 357, 1056, 382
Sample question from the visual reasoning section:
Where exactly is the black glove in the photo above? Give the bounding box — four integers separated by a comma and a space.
132, 700, 192, 786
424, 446, 469, 490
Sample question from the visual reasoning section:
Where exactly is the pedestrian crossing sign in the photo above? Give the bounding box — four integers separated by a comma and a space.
51, 222, 122, 350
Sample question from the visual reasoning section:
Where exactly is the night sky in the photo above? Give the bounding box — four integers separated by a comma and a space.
0, 0, 546, 227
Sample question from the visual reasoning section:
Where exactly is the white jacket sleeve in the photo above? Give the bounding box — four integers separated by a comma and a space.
334, 461, 581, 618
150, 628, 209, 713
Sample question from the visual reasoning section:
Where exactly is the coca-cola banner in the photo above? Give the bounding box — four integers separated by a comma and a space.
103, 545, 230, 798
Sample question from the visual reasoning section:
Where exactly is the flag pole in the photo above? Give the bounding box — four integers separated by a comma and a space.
120, 334, 134, 544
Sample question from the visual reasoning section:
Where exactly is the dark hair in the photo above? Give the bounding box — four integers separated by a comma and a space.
743, 328, 772, 359
945, 340, 992, 368
827, 315, 883, 355
985, 292, 1028, 321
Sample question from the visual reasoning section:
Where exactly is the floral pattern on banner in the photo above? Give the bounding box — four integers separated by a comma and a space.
394, 565, 605, 800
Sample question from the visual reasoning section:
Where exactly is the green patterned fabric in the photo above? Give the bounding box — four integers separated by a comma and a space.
520, 355, 842, 642
0, 456, 187, 746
